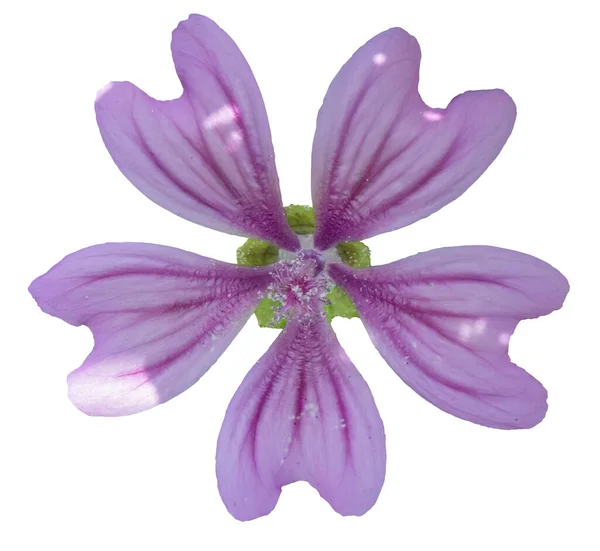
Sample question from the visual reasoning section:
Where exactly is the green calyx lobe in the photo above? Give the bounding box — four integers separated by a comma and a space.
235, 239, 279, 266
236, 205, 370, 328
283, 204, 315, 235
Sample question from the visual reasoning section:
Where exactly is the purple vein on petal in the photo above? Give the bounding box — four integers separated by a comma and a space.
329, 246, 568, 429
311, 27, 516, 250
216, 315, 385, 520
29, 242, 273, 416
96, 15, 299, 250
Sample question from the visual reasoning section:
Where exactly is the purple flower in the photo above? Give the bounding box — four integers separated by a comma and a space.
29, 15, 568, 520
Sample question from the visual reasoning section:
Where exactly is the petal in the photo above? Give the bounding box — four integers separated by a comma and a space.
311, 28, 516, 250
29, 243, 272, 416
329, 247, 569, 429
216, 316, 385, 520
96, 15, 299, 251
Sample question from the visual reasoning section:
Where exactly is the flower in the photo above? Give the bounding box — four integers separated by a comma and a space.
29, 14, 569, 521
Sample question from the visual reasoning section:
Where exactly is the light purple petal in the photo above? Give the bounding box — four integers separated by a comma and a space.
29, 243, 272, 416
329, 246, 569, 429
95, 15, 299, 251
216, 316, 385, 520
312, 28, 516, 250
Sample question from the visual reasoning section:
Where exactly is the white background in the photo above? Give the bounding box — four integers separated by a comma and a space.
2, 0, 598, 549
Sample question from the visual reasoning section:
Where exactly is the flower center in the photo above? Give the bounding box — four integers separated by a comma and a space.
265, 250, 333, 325
236, 205, 371, 328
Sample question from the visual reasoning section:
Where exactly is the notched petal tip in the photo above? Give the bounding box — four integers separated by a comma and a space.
94, 81, 144, 131
94, 16, 298, 249
95, 80, 137, 110
544, 264, 570, 311
28, 276, 46, 312
216, 316, 385, 519
448, 88, 517, 133
219, 482, 280, 522
95, 81, 121, 105
368, 26, 421, 55
311, 28, 519, 248
28, 270, 76, 324
31, 243, 272, 417
173, 13, 221, 35
505, 379, 548, 430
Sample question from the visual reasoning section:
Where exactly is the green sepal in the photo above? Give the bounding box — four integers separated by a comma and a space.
284, 205, 315, 235
336, 241, 371, 268
325, 286, 359, 321
255, 288, 358, 327
236, 239, 279, 266
254, 298, 287, 329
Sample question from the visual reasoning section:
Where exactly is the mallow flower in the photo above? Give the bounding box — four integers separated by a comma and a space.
29, 14, 569, 520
